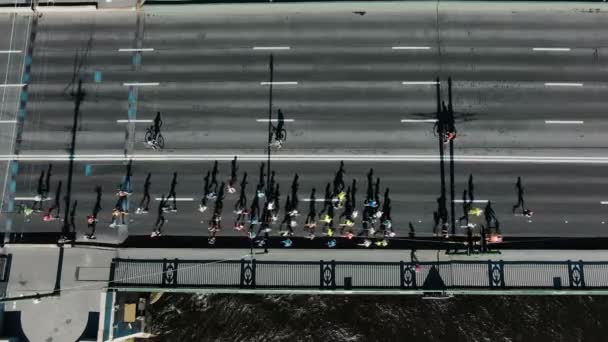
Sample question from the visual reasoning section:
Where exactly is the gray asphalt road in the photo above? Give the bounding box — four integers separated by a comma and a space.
2, 2, 608, 242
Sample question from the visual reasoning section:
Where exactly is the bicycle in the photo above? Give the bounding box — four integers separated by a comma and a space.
144, 126, 165, 150
269, 124, 287, 149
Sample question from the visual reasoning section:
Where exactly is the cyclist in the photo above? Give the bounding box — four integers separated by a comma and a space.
146, 111, 163, 149
270, 109, 286, 148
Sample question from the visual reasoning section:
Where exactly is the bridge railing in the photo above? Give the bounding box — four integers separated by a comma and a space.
109, 258, 595, 291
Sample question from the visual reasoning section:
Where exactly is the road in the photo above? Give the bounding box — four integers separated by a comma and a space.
1, 2, 608, 243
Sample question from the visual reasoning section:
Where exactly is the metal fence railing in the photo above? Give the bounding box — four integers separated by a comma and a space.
109, 258, 605, 291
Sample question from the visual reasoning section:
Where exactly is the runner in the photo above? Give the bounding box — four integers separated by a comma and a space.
117, 159, 133, 196
289, 174, 299, 217
256, 162, 266, 198
279, 195, 293, 237
512, 176, 525, 214
227, 156, 238, 194
199, 171, 211, 213
136, 173, 152, 214
318, 183, 332, 218
379, 188, 394, 237
152, 194, 167, 237
32, 170, 45, 211
85, 186, 102, 239
210, 161, 219, 197
43, 181, 62, 221
166, 172, 178, 212
458, 189, 471, 227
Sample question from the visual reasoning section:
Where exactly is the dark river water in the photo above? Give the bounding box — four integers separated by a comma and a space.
147, 294, 608, 342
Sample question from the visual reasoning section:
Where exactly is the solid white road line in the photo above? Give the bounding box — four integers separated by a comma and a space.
401, 119, 437, 123
10, 154, 608, 164
0, 83, 25, 87
154, 197, 194, 201
116, 119, 153, 123
0, 50, 22, 54
401, 81, 438, 85
256, 119, 295, 122
453, 199, 488, 203
0, 120, 17, 123
533, 48, 571, 52
260, 82, 298, 85
253, 46, 291, 50
122, 82, 159, 86
545, 120, 584, 124
118, 48, 154, 52
544, 83, 583, 87
392, 46, 431, 50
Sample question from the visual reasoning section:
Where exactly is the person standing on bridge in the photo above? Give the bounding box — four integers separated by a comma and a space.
166, 172, 178, 212
152, 194, 167, 237
136, 173, 152, 214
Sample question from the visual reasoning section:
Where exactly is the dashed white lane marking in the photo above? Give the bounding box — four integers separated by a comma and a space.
122, 82, 159, 86
453, 199, 488, 203
392, 46, 431, 50
544, 83, 583, 87
533, 48, 571, 52
253, 46, 291, 50
155, 197, 194, 201
401, 119, 437, 123
256, 119, 295, 122
0, 120, 17, 123
0, 83, 26, 87
118, 48, 154, 52
260, 82, 298, 85
117, 119, 153, 123
401, 81, 438, 85
14, 196, 46, 201
0, 50, 22, 54
601, 201, 608, 205
545, 120, 584, 124
302, 198, 328, 202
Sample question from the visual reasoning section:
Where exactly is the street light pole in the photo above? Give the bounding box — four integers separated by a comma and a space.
436, 77, 447, 233
61, 79, 84, 243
